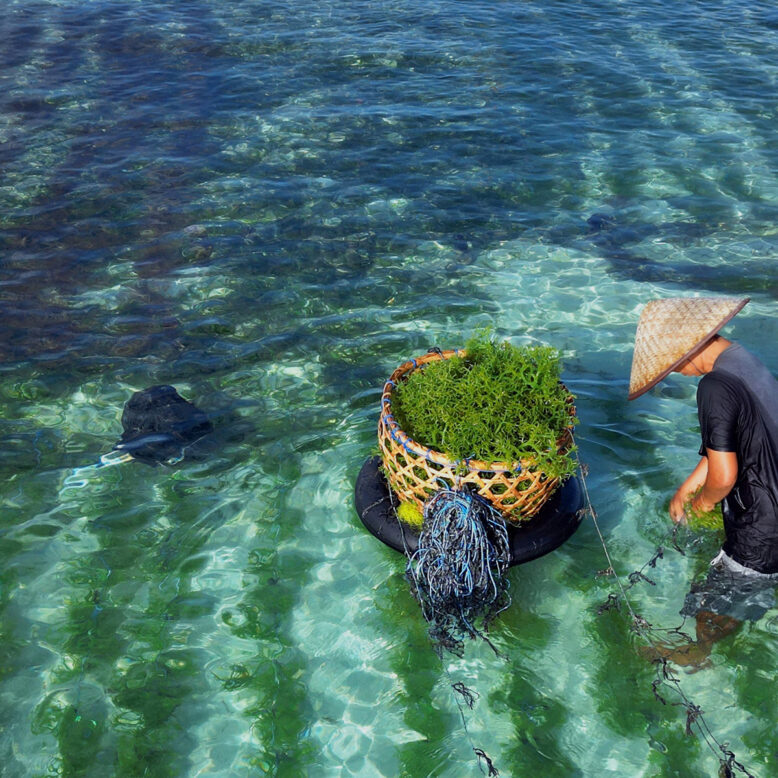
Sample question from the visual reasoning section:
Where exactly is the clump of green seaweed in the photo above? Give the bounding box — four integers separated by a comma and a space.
683, 488, 724, 531
396, 500, 424, 529
392, 331, 577, 479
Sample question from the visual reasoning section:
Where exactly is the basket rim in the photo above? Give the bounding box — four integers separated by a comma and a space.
380, 348, 575, 474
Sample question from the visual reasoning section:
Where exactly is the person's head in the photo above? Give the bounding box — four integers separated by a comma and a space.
628, 297, 749, 400
673, 334, 723, 377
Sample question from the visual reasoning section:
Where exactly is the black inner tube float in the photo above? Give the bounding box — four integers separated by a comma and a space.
354, 456, 585, 566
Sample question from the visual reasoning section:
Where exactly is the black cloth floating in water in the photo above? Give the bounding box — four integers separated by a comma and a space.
114, 385, 212, 465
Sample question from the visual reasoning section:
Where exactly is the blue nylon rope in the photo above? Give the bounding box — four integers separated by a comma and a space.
406, 489, 511, 656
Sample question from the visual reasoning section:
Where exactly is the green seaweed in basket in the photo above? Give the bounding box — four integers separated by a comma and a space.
392, 332, 577, 479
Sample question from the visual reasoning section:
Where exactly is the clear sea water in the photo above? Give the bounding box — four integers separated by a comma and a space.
2, 1, 778, 776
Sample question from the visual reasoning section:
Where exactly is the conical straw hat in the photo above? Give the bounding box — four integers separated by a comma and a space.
628, 296, 749, 400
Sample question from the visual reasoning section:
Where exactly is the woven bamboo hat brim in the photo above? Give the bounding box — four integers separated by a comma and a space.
628, 296, 749, 400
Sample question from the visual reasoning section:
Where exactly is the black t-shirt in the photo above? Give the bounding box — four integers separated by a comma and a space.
697, 344, 778, 573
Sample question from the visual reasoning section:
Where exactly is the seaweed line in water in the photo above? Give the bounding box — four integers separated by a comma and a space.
580, 448, 757, 778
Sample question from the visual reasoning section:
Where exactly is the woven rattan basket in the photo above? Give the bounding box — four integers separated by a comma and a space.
377, 349, 576, 524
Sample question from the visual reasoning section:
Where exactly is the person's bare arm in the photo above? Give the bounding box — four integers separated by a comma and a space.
669, 457, 708, 522
691, 448, 738, 514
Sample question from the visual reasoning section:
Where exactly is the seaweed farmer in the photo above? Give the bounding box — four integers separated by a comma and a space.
629, 296, 778, 667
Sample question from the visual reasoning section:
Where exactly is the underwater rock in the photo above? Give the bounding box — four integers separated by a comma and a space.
452, 233, 470, 251
586, 212, 616, 232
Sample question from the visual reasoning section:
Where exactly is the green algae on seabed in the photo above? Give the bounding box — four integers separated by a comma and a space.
490, 610, 583, 778
729, 634, 778, 771
216, 479, 317, 777
586, 606, 709, 778
28, 480, 229, 777
373, 571, 469, 776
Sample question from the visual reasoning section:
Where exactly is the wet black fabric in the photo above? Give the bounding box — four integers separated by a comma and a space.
697, 348, 778, 573
115, 385, 212, 465
681, 559, 777, 622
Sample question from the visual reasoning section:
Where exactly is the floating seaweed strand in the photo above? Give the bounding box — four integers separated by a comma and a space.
578, 455, 757, 778
451, 680, 500, 777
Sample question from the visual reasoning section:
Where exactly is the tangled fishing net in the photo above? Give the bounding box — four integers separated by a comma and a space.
405, 489, 511, 656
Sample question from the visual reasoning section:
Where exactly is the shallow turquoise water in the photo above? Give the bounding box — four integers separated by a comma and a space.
2, 1, 778, 776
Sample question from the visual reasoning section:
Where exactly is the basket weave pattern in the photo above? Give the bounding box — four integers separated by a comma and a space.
377, 350, 575, 524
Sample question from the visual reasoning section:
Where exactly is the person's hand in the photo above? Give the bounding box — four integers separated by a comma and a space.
690, 492, 715, 516
669, 490, 688, 524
